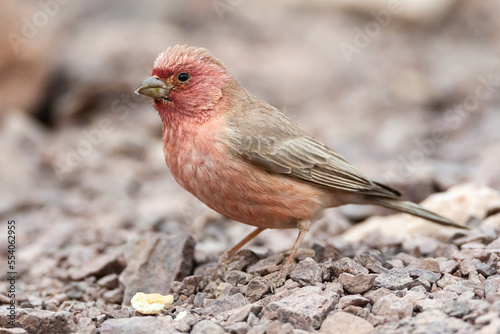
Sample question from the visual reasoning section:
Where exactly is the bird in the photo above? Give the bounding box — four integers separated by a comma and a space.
135, 45, 466, 285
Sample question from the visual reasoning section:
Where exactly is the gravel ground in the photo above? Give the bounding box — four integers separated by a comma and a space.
1, 1, 500, 333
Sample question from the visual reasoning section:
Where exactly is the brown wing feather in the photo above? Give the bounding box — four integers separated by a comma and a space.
225, 91, 400, 199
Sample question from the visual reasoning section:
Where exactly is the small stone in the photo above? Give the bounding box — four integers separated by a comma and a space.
226, 271, 251, 286
247, 254, 284, 275
101, 317, 179, 334
407, 268, 441, 283
103, 288, 123, 304
419, 258, 441, 273
436, 273, 462, 288
332, 257, 369, 276
97, 273, 119, 289
364, 288, 393, 304
416, 298, 444, 311
171, 275, 204, 296
338, 295, 370, 309
372, 294, 413, 321
319, 311, 373, 334
227, 249, 260, 272
374, 269, 414, 290
262, 286, 339, 330
191, 320, 224, 334
70, 252, 125, 281
208, 293, 249, 314
460, 258, 482, 275
402, 290, 427, 307
224, 321, 250, 334
0, 309, 78, 334
338, 273, 377, 294
437, 259, 459, 274
0, 328, 29, 334
246, 277, 269, 303
265, 320, 294, 334
290, 257, 322, 286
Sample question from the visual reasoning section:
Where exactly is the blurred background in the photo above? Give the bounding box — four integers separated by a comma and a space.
0, 0, 499, 295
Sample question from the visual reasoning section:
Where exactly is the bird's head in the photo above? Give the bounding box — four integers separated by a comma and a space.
136, 45, 231, 123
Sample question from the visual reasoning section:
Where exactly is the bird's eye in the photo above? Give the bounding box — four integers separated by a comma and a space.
177, 72, 190, 82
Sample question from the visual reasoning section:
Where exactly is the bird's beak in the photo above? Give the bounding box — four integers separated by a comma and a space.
135, 76, 172, 99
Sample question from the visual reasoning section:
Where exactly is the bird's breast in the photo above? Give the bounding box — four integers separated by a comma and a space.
162, 117, 331, 229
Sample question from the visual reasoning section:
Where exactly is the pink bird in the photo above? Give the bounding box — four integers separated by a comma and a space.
136, 45, 465, 284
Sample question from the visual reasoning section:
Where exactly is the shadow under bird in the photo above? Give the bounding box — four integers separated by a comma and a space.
136, 45, 466, 285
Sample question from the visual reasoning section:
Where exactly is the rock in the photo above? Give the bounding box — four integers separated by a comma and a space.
70, 252, 126, 281
364, 288, 393, 304
221, 304, 261, 326
338, 295, 370, 309
402, 290, 427, 307
372, 294, 413, 321
437, 259, 459, 274
97, 273, 120, 289
332, 257, 369, 276
246, 277, 269, 303
416, 298, 444, 311
265, 320, 294, 334
101, 317, 181, 334
319, 311, 374, 334
0, 328, 28, 334
419, 258, 441, 273
103, 288, 124, 304
191, 320, 224, 334
342, 184, 497, 242
224, 321, 250, 334
226, 271, 251, 286
171, 275, 204, 296
226, 249, 260, 272
338, 273, 377, 294
207, 293, 249, 314
374, 269, 414, 290
119, 233, 195, 304
247, 254, 284, 275
290, 257, 322, 285
262, 286, 339, 330
0, 309, 78, 334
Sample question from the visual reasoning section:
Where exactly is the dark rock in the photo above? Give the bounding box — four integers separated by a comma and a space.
290, 257, 322, 286
333, 257, 369, 276
311, 243, 342, 263
407, 268, 441, 283
119, 233, 195, 304
103, 288, 123, 304
339, 273, 377, 294
262, 286, 339, 330
319, 311, 374, 334
0, 309, 78, 334
226, 271, 251, 286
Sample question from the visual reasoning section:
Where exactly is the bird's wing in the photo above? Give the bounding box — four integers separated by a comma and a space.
226, 100, 400, 198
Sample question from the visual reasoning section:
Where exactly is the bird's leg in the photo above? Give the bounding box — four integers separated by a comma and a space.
269, 220, 311, 292
217, 227, 266, 277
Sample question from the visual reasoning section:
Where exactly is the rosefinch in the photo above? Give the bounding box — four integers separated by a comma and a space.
136, 45, 465, 282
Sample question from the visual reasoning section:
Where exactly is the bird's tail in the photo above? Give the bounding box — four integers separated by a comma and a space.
369, 198, 467, 229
